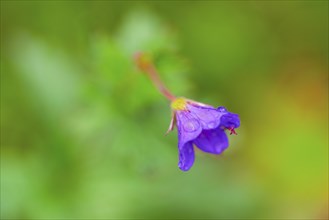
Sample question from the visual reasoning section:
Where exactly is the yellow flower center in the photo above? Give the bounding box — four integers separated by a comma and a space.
171, 97, 187, 111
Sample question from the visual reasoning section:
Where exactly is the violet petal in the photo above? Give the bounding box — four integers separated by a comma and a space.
187, 105, 222, 130
193, 127, 229, 154
178, 141, 195, 171
176, 111, 202, 148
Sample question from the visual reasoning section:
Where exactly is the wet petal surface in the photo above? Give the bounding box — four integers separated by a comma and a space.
187, 105, 222, 130
176, 111, 202, 148
178, 142, 195, 171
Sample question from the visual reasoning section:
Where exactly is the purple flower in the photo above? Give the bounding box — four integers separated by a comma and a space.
167, 98, 240, 171
134, 52, 240, 172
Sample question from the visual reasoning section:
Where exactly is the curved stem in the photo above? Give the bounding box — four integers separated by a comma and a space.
134, 53, 176, 101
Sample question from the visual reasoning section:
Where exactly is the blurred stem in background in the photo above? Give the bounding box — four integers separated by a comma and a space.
134, 52, 176, 101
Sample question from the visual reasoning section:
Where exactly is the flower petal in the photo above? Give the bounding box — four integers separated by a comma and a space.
220, 112, 240, 129
176, 110, 203, 148
187, 104, 222, 130
193, 128, 229, 154
178, 142, 195, 171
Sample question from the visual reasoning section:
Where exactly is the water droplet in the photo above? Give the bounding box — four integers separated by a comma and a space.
217, 106, 227, 112
207, 121, 217, 129
183, 119, 200, 132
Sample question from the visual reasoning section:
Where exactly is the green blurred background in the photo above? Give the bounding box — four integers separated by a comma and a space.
1, 1, 328, 219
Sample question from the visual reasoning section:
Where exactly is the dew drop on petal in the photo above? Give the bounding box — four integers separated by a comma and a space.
217, 107, 227, 112
183, 119, 200, 132
207, 121, 217, 129
202, 110, 220, 129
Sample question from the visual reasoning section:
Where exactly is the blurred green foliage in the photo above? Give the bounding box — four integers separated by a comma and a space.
1, 1, 328, 219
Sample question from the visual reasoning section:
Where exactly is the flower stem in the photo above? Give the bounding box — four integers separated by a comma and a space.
134, 52, 176, 101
